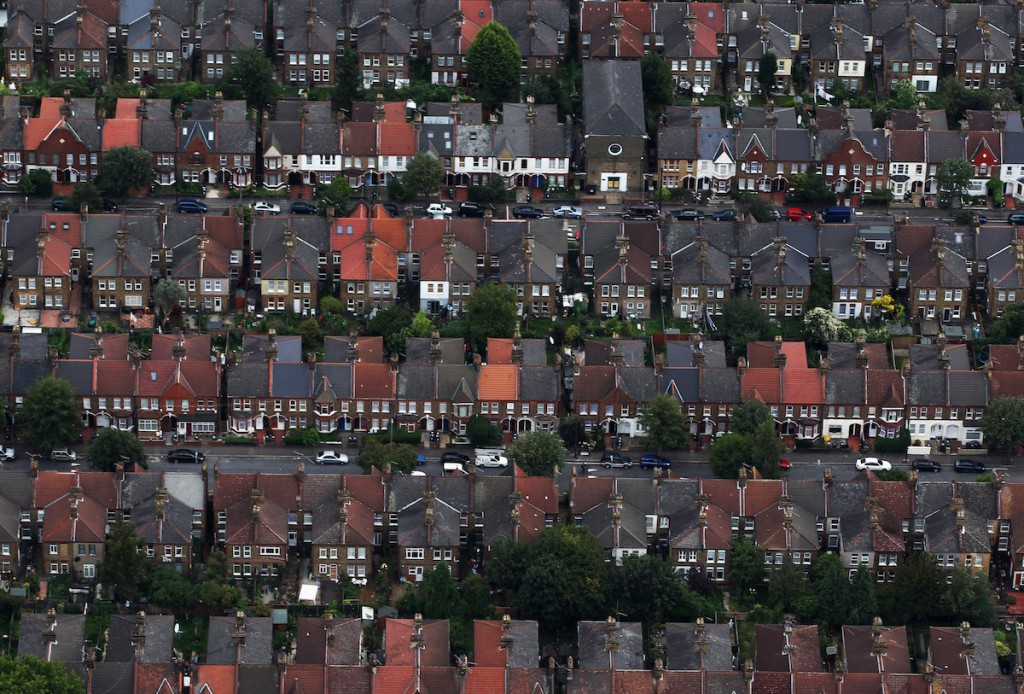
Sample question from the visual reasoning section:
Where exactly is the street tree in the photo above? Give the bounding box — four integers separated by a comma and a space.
641, 53, 674, 105
787, 169, 838, 205
718, 297, 776, 357
513, 526, 610, 633
0, 655, 84, 694
224, 47, 279, 110
101, 522, 151, 603
402, 153, 446, 198
88, 428, 146, 472
506, 429, 566, 476
638, 393, 688, 453
708, 433, 752, 479
316, 177, 352, 213
803, 307, 845, 347
736, 193, 778, 223
747, 420, 784, 477
153, 278, 187, 317
466, 415, 501, 447
757, 52, 779, 95
68, 182, 102, 213
99, 146, 154, 195
468, 176, 508, 205
20, 376, 79, 452
147, 566, 198, 614
730, 401, 772, 436
17, 170, 54, 197
465, 282, 518, 354
938, 159, 973, 207
465, 22, 521, 105
729, 538, 766, 595
981, 396, 1024, 452
357, 440, 417, 474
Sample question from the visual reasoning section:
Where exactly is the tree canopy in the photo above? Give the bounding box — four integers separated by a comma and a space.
505, 429, 566, 476
466, 414, 502, 446
938, 159, 973, 205
0, 655, 84, 694
68, 182, 102, 213
786, 169, 838, 205
366, 305, 414, 356
757, 52, 779, 94
803, 307, 845, 347
100, 146, 154, 195
20, 376, 79, 452
718, 297, 776, 357
17, 170, 54, 197
981, 396, 1024, 452
710, 420, 784, 478
146, 566, 198, 614
639, 393, 688, 453
465, 22, 522, 105
316, 177, 352, 213
357, 440, 418, 474
224, 48, 279, 109
153, 278, 187, 316
101, 522, 150, 603
88, 428, 147, 472
465, 283, 518, 354
729, 539, 766, 595
730, 401, 772, 436
402, 153, 446, 198
641, 53, 674, 106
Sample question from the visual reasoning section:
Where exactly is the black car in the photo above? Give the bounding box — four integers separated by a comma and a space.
290, 200, 317, 215
457, 202, 487, 217
51, 197, 72, 211
512, 205, 544, 219
167, 448, 206, 464
380, 201, 400, 216
672, 208, 705, 221
911, 458, 941, 472
713, 208, 737, 221
101, 198, 118, 212
954, 458, 986, 473
963, 440, 984, 449
440, 452, 471, 465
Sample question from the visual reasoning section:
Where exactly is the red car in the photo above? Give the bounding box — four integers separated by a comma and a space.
786, 208, 813, 221
778, 459, 791, 470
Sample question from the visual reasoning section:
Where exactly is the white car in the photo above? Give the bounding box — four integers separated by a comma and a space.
253, 202, 282, 215
0, 447, 13, 463
426, 203, 452, 217
315, 450, 349, 465
855, 457, 892, 472
551, 205, 583, 219
474, 453, 509, 468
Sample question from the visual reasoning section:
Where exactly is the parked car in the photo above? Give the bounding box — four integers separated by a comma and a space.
765, 209, 782, 220
786, 208, 813, 221
440, 451, 471, 465
443, 462, 467, 475
253, 201, 281, 215
954, 458, 986, 473
601, 452, 633, 469
51, 197, 72, 211
290, 201, 317, 215
50, 448, 78, 462
621, 204, 659, 220
380, 201, 400, 216
426, 203, 452, 217
912, 458, 941, 472
672, 208, 705, 221
1009, 212, 1024, 225
177, 199, 208, 214
854, 457, 892, 472
512, 205, 544, 219
778, 459, 791, 470
551, 205, 583, 219
474, 453, 509, 468
457, 202, 487, 217
963, 440, 984, 449
639, 454, 670, 469
315, 450, 349, 465
167, 448, 205, 464
448, 436, 472, 446
712, 208, 737, 221
0, 447, 14, 463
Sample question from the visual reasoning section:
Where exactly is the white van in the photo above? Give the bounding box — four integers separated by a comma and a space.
443, 462, 467, 475
474, 453, 509, 468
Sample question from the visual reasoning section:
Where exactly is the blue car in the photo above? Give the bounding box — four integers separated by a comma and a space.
177, 199, 208, 213
639, 454, 670, 469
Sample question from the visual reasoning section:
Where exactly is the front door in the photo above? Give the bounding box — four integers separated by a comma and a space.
214, 297, 222, 311
177, 421, 187, 436
293, 298, 301, 312
942, 308, 951, 322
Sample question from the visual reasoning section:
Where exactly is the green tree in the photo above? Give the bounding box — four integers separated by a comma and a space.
747, 420, 784, 477
461, 574, 495, 620
101, 522, 150, 603
641, 53, 674, 106
942, 567, 995, 627
787, 169, 838, 205
614, 555, 716, 634
20, 376, 79, 452
810, 553, 851, 628
465, 22, 521, 105
420, 562, 462, 619
638, 393, 687, 453
718, 297, 776, 358
16, 169, 54, 197
505, 429, 566, 476
316, 177, 352, 214
880, 551, 944, 625
937, 158, 973, 207
296, 316, 321, 352
357, 440, 417, 474
485, 537, 532, 592
88, 428, 146, 472
402, 153, 446, 198
736, 193, 778, 223
847, 568, 879, 625
283, 427, 321, 447
468, 176, 507, 205
332, 49, 361, 113
559, 412, 586, 451
197, 579, 243, 611
147, 565, 198, 613
730, 401, 772, 436
991, 303, 1024, 342
410, 310, 434, 338
224, 47, 279, 109
99, 146, 154, 195
803, 307, 844, 347
809, 267, 834, 311
729, 539, 766, 595
153, 278, 187, 316
466, 414, 501, 447
708, 433, 752, 479
366, 305, 413, 356
512, 526, 610, 633
768, 559, 812, 614
889, 80, 919, 110
757, 52, 778, 95
465, 283, 518, 354
68, 182, 102, 213
981, 397, 1024, 452
0, 655, 84, 693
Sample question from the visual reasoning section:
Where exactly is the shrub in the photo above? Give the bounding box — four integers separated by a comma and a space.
284, 427, 321, 446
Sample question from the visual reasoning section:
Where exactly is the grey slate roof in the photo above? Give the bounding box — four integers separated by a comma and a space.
582, 61, 646, 137
577, 620, 644, 670
701, 368, 740, 404
660, 367, 699, 404
18, 613, 86, 662
105, 614, 175, 663
390, 475, 469, 550
665, 341, 727, 369
206, 616, 273, 665
242, 334, 303, 363
826, 370, 866, 405
666, 622, 733, 671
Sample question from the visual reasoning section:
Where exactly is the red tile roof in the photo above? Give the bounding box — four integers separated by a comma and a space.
458, 0, 493, 45
95, 360, 137, 396
450, 219, 487, 253
742, 368, 781, 403
192, 664, 238, 693
989, 371, 1024, 399
42, 496, 106, 542
134, 663, 180, 694
102, 117, 141, 150
866, 370, 905, 409
409, 221, 445, 254
383, 618, 450, 667
701, 479, 740, 514
478, 364, 519, 400
487, 339, 514, 364
571, 477, 615, 514
782, 370, 825, 404
353, 363, 394, 399
280, 664, 325, 693
744, 479, 783, 516
747, 341, 807, 369
379, 122, 417, 157
150, 334, 212, 361
464, 666, 506, 693
343, 123, 378, 156
516, 467, 559, 515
